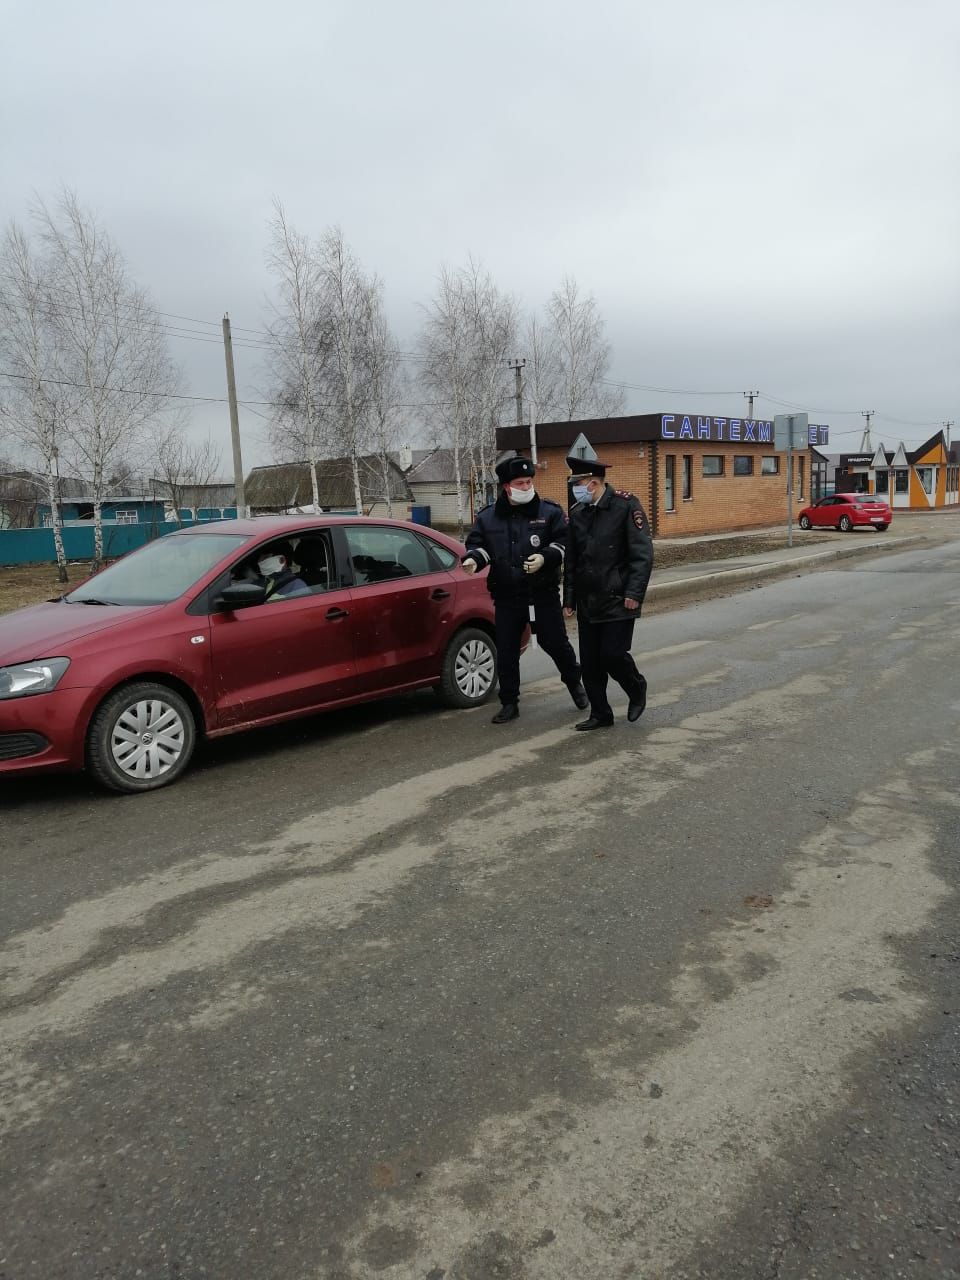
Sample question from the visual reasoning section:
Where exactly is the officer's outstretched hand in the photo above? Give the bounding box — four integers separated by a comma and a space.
523, 554, 544, 574
563, 606, 575, 618
462, 558, 478, 575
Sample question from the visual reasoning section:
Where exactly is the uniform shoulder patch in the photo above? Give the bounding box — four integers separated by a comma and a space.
632, 505, 649, 531
615, 489, 634, 499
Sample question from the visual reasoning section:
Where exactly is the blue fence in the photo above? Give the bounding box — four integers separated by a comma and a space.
0, 519, 223, 567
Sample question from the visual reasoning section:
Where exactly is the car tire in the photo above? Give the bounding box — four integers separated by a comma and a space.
86, 682, 197, 793
838, 515, 853, 532
437, 628, 498, 709
875, 523, 888, 531
798, 515, 812, 530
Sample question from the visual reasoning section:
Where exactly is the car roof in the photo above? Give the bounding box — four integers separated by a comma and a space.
172, 515, 438, 537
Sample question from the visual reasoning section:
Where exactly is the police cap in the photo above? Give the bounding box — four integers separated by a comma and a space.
495, 455, 537, 484
565, 455, 609, 478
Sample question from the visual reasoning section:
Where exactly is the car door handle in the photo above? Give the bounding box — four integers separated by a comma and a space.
431, 589, 451, 601
325, 606, 349, 620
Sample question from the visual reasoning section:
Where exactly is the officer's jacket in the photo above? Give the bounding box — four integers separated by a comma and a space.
563, 485, 654, 622
463, 491, 567, 601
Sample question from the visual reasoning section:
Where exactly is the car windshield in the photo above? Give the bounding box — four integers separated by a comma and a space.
65, 533, 249, 605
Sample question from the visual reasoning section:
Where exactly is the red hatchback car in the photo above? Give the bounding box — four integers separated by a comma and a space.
797, 493, 892, 532
0, 517, 501, 794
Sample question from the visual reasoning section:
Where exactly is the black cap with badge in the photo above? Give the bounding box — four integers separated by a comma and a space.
495, 455, 537, 483
565, 455, 608, 477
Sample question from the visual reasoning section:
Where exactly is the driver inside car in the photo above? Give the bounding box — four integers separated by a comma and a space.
246, 541, 309, 601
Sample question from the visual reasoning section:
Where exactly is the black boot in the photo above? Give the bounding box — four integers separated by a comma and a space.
627, 675, 648, 723
567, 681, 589, 710
575, 715, 614, 731
491, 702, 519, 724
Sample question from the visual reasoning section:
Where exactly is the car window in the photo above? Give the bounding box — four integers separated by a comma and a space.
419, 535, 459, 571
344, 526, 433, 584
66, 533, 249, 605
290, 533, 335, 592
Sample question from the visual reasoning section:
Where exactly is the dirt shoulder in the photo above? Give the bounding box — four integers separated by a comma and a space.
0, 564, 93, 616
654, 531, 840, 569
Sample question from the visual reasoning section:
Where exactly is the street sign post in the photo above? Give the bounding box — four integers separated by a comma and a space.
773, 413, 809, 547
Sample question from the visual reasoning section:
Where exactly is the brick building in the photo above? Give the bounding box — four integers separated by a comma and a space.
496, 411, 830, 538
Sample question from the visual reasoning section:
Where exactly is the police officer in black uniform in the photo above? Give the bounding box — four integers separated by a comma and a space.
562, 456, 654, 730
462, 455, 588, 724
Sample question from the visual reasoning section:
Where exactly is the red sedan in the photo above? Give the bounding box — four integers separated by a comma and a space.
797, 493, 892, 533
0, 516, 501, 793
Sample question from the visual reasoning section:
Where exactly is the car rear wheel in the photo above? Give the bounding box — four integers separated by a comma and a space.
87, 682, 197, 793
437, 628, 498, 708
875, 523, 888, 531
798, 514, 812, 530
838, 515, 853, 532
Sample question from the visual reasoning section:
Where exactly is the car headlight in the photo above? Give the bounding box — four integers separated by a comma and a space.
0, 657, 71, 700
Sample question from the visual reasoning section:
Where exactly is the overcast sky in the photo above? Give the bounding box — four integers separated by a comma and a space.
3, 0, 958, 469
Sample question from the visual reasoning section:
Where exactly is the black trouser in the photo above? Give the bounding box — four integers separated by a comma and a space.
495, 594, 581, 705
576, 613, 646, 721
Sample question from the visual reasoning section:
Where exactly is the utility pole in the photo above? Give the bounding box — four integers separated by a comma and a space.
744, 389, 759, 419
943, 420, 954, 452
508, 358, 526, 427
859, 410, 875, 453
222, 314, 247, 518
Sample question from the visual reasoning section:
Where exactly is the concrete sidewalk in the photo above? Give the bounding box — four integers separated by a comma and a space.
647, 532, 926, 602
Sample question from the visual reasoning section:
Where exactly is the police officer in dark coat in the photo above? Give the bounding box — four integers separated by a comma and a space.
562, 457, 654, 730
462, 455, 588, 723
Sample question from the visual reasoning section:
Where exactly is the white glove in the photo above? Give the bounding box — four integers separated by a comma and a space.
462, 558, 478, 575
523, 554, 544, 574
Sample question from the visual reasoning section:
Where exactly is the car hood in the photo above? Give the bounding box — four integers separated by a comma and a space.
0, 600, 162, 665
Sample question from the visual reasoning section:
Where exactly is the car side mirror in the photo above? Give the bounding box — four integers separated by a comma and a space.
216, 581, 267, 611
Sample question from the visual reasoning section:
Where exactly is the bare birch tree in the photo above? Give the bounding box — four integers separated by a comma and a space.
543, 276, 624, 421
263, 202, 332, 509
317, 227, 372, 515
154, 428, 223, 525
361, 285, 407, 517
521, 312, 563, 425
34, 191, 182, 569
418, 261, 517, 536
0, 221, 72, 580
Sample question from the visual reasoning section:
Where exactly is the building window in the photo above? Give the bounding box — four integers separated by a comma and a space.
682, 455, 692, 501
733, 455, 753, 477
916, 467, 933, 494
664, 455, 676, 511
895, 469, 909, 494
702, 456, 723, 476
875, 469, 888, 494
761, 456, 779, 475
114, 509, 138, 525
796, 458, 805, 499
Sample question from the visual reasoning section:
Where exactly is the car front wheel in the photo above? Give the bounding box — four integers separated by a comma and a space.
87, 682, 197, 793
798, 514, 812, 530
437, 628, 498, 708
838, 515, 853, 532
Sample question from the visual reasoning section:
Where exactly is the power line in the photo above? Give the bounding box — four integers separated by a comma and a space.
0, 368, 458, 411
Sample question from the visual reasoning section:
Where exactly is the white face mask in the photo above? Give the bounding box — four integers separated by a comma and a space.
572, 484, 594, 505
257, 554, 284, 576
508, 485, 536, 504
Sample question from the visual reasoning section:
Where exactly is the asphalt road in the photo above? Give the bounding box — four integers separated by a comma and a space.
2, 537, 959, 1279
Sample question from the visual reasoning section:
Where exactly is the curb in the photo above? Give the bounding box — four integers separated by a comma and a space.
646, 535, 927, 601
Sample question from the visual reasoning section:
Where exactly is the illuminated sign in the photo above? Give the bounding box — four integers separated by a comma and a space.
660, 415, 828, 446
661, 415, 772, 443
